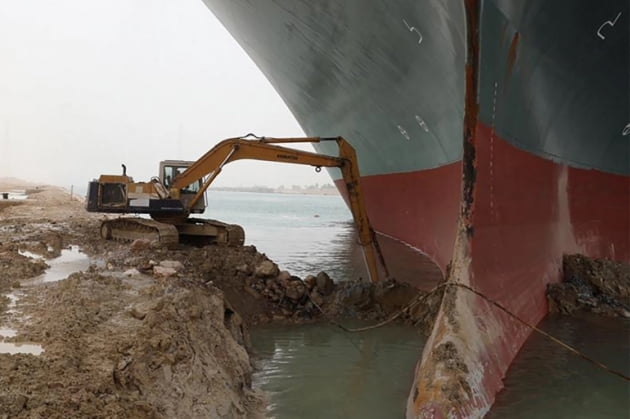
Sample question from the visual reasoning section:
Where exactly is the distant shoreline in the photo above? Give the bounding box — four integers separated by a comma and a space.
0, 177, 340, 197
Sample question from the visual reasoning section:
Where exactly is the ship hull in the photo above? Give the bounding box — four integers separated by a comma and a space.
406, 122, 629, 417
333, 122, 629, 417
202, 0, 630, 416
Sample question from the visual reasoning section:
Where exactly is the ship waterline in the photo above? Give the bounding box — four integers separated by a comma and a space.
202, 0, 630, 416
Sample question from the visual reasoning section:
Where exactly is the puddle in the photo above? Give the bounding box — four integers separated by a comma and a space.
0, 190, 27, 200
5, 292, 20, 314
0, 341, 44, 355
0, 245, 90, 355
0, 327, 17, 338
18, 249, 43, 260
24, 245, 90, 285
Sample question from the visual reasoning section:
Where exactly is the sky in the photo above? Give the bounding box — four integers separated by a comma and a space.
0, 0, 331, 190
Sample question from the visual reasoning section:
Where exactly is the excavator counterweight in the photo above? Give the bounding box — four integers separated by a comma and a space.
86, 135, 387, 282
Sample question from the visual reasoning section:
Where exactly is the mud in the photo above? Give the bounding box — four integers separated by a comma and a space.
0, 181, 435, 418
547, 254, 630, 317
3, 270, 265, 418
431, 341, 472, 404
0, 183, 265, 418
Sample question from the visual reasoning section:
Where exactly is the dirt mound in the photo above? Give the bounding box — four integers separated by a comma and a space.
99, 242, 439, 331
1, 270, 263, 418
0, 186, 265, 418
0, 183, 87, 223
547, 254, 630, 317
0, 251, 48, 290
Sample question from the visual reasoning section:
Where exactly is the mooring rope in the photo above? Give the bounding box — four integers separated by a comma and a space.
310, 281, 630, 382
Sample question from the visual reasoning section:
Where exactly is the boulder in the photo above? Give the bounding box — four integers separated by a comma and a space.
277, 270, 291, 285
159, 260, 184, 271
266, 278, 280, 291
316, 271, 335, 296
286, 281, 306, 301
304, 275, 317, 290
254, 260, 279, 278
130, 238, 152, 251
153, 266, 177, 278
310, 289, 324, 306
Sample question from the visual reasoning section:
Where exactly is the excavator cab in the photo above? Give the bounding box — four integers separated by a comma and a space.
160, 160, 206, 214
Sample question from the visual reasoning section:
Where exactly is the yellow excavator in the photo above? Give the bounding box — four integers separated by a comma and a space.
86, 135, 387, 281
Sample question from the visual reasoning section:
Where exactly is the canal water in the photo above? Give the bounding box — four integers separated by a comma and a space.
250, 322, 425, 418
204, 190, 630, 418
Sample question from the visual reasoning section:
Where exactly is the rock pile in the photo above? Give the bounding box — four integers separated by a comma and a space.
241, 259, 439, 330
0, 251, 48, 291
244, 266, 336, 320
547, 254, 630, 317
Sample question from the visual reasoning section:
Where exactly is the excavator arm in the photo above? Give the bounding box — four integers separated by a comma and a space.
172, 135, 388, 282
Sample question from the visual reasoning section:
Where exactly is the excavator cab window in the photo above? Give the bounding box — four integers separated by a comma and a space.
163, 165, 202, 194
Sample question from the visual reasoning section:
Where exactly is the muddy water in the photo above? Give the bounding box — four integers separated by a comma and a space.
489, 315, 630, 418
205, 191, 630, 418
0, 246, 90, 355
251, 323, 425, 418
206, 191, 434, 417
20, 245, 91, 284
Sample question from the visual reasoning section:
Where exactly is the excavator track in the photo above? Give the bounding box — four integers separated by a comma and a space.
100, 217, 245, 247
100, 218, 179, 246
225, 223, 246, 246
179, 218, 245, 246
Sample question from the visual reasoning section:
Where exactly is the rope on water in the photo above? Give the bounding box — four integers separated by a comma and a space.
310, 281, 630, 382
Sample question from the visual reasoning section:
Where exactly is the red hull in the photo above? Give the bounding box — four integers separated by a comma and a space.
339, 123, 629, 417
357, 162, 462, 272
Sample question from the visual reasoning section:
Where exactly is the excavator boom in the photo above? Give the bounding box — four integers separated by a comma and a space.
170, 137, 344, 208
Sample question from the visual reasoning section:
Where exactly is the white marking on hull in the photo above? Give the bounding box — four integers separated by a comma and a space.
397, 124, 411, 140
402, 19, 423, 44
415, 115, 430, 132
597, 12, 622, 40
